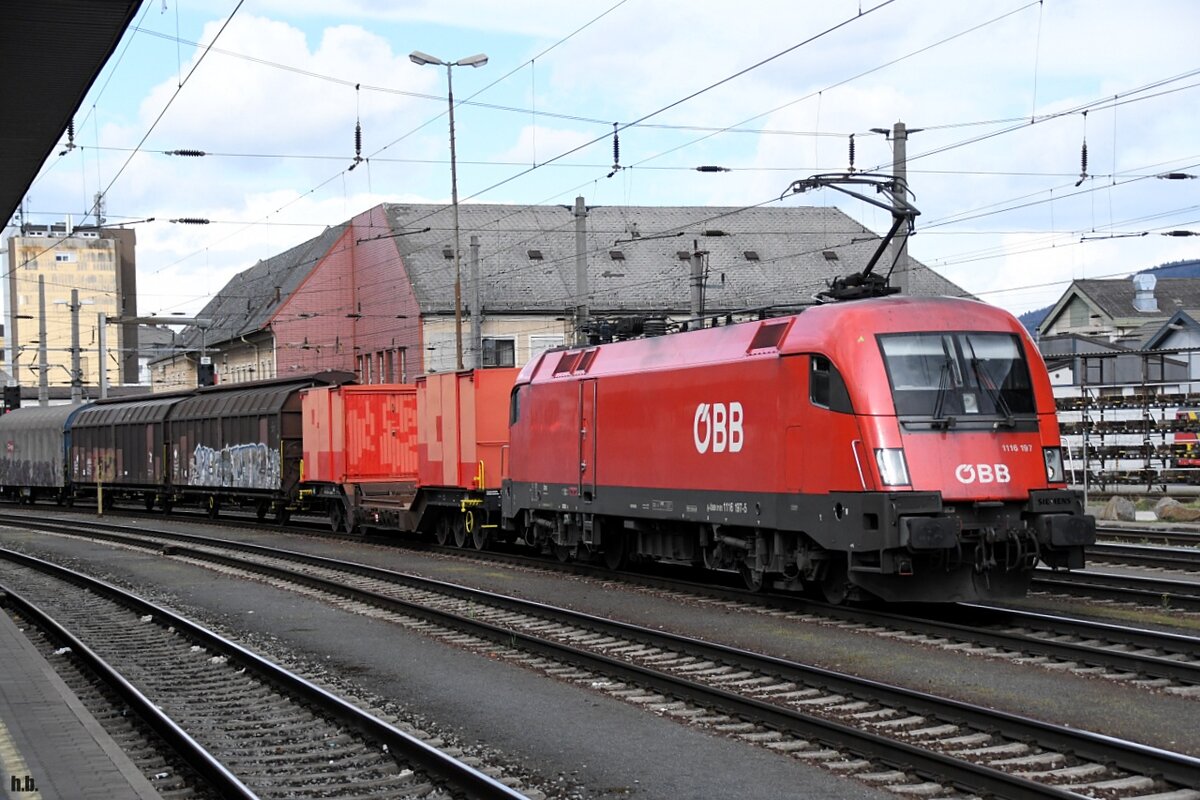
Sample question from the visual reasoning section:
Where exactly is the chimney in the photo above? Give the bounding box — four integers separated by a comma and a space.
1132, 274, 1158, 313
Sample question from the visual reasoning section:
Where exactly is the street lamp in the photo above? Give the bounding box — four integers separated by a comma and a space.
409, 49, 488, 370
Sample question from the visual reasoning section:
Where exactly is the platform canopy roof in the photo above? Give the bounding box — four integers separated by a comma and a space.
0, 0, 144, 229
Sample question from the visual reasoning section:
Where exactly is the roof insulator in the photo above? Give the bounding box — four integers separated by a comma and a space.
170, 218, 210, 225
167, 149, 207, 157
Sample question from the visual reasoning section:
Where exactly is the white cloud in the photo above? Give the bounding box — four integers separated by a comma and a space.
14, 0, 1199, 320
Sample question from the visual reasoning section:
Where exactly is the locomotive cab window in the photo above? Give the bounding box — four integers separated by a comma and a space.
879, 332, 1035, 424
809, 355, 853, 413
509, 385, 526, 426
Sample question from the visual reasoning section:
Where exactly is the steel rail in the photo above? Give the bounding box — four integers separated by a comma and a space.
1031, 569, 1200, 611
0, 547, 528, 800
8, 513, 1200, 685
1086, 542, 1200, 570
0, 581, 260, 800
9, 519, 1196, 797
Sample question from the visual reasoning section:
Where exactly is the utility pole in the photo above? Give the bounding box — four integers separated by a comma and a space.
470, 234, 480, 368
69, 289, 82, 403
574, 196, 588, 345
690, 241, 706, 322
98, 311, 109, 399
889, 121, 910, 295
37, 277, 48, 406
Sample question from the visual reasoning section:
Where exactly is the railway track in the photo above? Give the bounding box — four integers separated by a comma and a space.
0, 548, 527, 800
1096, 525, 1200, 548
1085, 542, 1200, 571
1030, 568, 1200, 611
8, 510, 1200, 692
4, 515, 1199, 799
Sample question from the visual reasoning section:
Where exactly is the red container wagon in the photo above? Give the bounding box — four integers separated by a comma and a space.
417, 368, 521, 548
503, 296, 1094, 604
301, 383, 419, 533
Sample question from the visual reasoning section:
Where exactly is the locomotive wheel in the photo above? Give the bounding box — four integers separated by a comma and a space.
738, 563, 765, 592
434, 516, 452, 546
554, 543, 574, 563
820, 558, 851, 605
602, 532, 627, 570
452, 516, 469, 548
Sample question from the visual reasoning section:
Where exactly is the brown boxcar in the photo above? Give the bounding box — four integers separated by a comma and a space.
70, 394, 189, 509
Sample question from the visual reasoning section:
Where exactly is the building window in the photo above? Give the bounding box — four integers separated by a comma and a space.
482, 337, 516, 367
55, 252, 76, 263
529, 335, 564, 361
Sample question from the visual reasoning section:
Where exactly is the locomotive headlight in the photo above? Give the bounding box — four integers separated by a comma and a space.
1043, 446, 1065, 483
875, 448, 911, 487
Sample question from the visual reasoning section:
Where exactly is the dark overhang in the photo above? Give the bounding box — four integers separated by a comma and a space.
0, 1, 144, 227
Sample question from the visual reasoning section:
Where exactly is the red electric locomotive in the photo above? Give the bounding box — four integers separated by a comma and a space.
502, 295, 1094, 603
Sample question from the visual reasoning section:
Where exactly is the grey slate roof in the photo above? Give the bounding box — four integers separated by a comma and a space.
384, 203, 966, 315
180, 203, 966, 351
178, 223, 348, 349
1069, 278, 1200, 322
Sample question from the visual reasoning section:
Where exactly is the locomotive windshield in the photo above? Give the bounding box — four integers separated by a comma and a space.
879, 332, 1035, 424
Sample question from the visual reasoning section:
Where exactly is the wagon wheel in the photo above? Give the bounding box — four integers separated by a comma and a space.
467, 511, 488, 550
206, 495, 220, 519
143, 492, 156, 511
330, 501, 347, 533
275, 506, 291, 525
434, 516, 452, 546
452, 515, 469, 548
255, 502, 269, 521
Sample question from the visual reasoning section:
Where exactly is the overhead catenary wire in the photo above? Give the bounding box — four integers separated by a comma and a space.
17, 2, 1198, 326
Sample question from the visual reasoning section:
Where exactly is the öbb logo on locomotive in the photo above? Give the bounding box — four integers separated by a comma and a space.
692, 402, 744, 454
954, 463, 1012, 484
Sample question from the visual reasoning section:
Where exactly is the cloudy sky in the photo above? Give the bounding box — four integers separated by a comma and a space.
11, 0, 1199, 318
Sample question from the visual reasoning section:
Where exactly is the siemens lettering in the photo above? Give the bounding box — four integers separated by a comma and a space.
693, 402, 744, 454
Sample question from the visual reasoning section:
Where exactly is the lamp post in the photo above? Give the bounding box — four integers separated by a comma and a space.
409, 49, 488, 371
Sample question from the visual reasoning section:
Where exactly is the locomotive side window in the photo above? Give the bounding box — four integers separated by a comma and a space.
810, 355, 853, 413
509, 385, 524, 425
879, 332, 1035, 421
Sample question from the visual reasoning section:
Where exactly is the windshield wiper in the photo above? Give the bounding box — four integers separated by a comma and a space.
931, 358, 956, 429
970, 356, 1015, 428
